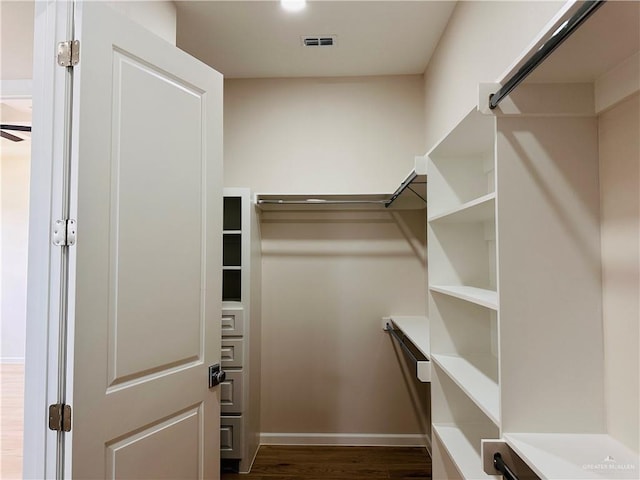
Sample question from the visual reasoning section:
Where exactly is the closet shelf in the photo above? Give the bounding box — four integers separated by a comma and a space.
428, 193, 495, 223
430, 285, 498, 310
255, 193, 390, 210
255, 157, 427, 211
387, 316, 430, 359
384, 316, 430, 382
433, 424, 500, 480
431, 354, 500, 426
504, 433, 640, 480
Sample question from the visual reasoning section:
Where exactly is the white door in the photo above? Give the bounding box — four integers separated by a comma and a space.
64, 3, 222, 478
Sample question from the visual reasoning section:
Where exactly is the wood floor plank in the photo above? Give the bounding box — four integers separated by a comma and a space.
1, 363, 24, 480
222, 445, 432, 479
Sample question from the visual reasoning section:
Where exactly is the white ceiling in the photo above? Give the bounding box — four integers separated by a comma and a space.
175, 1, 457, 78
0, 1, 455, 81
0, 0, 455, 80
0, 99, 31, 123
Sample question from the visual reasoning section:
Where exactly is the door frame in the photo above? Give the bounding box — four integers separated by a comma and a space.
23, 2, 74, 478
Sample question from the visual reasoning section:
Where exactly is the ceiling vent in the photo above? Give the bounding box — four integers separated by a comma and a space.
302, 35, 337, 47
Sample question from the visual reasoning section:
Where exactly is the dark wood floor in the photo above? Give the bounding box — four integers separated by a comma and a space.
221, 445, 432, 479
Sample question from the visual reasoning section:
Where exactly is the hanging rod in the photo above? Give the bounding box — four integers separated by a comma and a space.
384, 322, 427, 365
488, 0, 605, 110
257, 199, 387, 206
493, 453, 520, 480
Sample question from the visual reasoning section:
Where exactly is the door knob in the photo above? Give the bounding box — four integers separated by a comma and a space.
208, 364, 226, 388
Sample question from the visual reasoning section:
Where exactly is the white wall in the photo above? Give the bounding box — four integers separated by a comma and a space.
260, 209, 429, 438
107, 1, 176, 45
422, 1, 565, 151
598, 93, 640, 453
0, 1, 34, 80
0, 1, 176, 84
1, 145, 31, 362
225, 75, 430, 439
225, 76, 425, 193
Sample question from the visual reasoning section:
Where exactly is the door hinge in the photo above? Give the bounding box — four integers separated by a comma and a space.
57, 40, 80, 67
48, 404, 72, 432
53, 219, 77, 246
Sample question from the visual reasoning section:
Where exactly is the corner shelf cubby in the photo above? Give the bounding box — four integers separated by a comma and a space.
431, 353, 500, 426
431, 362, 500, 479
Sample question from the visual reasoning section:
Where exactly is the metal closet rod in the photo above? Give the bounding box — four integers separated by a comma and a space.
257, 199, 388, 205
493, 453, 520, 480
384, 322, 427, 365
489, 0, 605, 110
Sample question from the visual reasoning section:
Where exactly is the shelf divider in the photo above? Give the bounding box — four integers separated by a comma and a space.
430, 285, 498, 310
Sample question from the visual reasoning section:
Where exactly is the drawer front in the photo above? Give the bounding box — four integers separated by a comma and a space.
221, 338, 244, 368
220, 370, 244, 414
221, 307, 244, 337
220, 416, 243, 459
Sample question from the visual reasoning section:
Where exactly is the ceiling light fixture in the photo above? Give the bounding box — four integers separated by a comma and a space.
281, 0, 306, 13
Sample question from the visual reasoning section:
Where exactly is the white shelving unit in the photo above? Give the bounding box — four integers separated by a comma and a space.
427, 108, 499, 480
220, 188, 262, 474
429, 2, 640, 478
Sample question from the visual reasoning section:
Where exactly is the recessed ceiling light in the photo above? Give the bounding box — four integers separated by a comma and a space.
281, 0, 306, 13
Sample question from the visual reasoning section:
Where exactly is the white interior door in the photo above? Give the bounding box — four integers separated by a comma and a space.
66, 3, 222, 478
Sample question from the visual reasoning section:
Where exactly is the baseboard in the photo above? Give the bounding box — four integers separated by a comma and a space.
0, 357, 25, 364
260, 432, 429, 448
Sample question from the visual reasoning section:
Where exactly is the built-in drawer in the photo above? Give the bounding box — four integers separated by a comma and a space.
220, 370, 244, 414
221, 307, 244, 337
221, 338, 244, 368
220, 415, 243, 459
